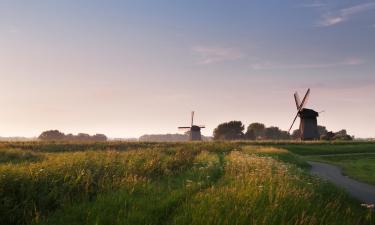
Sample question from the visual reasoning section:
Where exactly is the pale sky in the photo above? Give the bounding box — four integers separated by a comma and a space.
0, 0, 374, 138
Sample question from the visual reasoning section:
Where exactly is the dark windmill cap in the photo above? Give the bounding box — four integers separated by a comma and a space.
299, 108, 319, 118
191, 125, 201, 131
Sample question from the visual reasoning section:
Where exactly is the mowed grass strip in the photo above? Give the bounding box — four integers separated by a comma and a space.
306, 154, 375, 185
279, 143, 375, 156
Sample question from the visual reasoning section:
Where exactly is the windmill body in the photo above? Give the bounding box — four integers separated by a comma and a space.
178, 111, 205, 141
288, 89, 320, 140
190, 126, 203, 141
298, 108, 319, 140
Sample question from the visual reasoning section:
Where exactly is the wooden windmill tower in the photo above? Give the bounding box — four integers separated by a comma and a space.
178, 111, 205, 141
288, 88, 319, 140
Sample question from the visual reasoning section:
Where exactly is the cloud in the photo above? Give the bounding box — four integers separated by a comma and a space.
319, 16, 345, 27
192, 46, 244, 64
318, 2, 375, 27
297, 3, 327, 8
250, 58, 365, 70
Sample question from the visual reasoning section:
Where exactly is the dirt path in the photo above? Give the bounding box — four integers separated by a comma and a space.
308, 161, 375, 204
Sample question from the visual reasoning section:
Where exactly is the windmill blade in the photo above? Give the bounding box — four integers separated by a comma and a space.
178, 127, 191, 129
298, 88, 310, 111
191, 111, 194, 126
294, 92, 301, 110
288, 113, 299, 133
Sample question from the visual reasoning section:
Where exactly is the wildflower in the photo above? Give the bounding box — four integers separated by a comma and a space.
361, 203, 375, 209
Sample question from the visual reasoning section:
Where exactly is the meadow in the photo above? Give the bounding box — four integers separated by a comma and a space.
0, 141, 374, 225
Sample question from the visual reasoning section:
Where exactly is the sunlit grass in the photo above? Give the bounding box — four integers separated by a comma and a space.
0, 142, 373, 225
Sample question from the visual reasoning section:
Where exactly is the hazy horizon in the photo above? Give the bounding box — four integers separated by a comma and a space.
1, 1, 374, 138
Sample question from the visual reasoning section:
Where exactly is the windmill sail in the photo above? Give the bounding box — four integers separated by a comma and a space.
288, 88, 311, 133
294, 92, 301, 110
191, 111, 194, 127
298, 88, 310, 111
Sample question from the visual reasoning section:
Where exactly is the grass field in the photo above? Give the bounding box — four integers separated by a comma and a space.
0, 141, 374, 225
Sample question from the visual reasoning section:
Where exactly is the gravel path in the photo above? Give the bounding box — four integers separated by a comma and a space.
309, 161, 375, 204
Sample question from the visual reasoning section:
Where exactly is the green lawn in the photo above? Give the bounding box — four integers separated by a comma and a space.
275, 142, 375, 156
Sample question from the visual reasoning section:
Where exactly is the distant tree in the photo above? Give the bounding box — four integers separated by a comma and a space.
39, 130, 108, 142
318, 125, 328, 137
38, 130, 65, 141
213, 121, 244, 140
333, 129, 353, 140
320, 129, 353, 141
291, 129, 300, 140
336, 129, 347, 136
245, 129, 256, 140
76, 133, 91, 141
323, 131, 335, 141
264, 127, 290, 140
65, 133, 74, 141
279, 130, 291, 140
246, 123, 265, 140
92, 134, 107, 142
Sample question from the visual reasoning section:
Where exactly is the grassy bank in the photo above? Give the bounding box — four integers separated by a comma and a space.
0, 142, 373, 225
306, 154, 375, 185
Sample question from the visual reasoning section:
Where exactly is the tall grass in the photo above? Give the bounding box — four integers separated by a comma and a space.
171, 151, 369, 225
0, 142, 373, 225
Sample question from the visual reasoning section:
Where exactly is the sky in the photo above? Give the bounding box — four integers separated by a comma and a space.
0, 0, 374, 138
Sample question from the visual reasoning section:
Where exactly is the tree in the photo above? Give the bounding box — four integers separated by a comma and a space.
213, 121, 244, 140
245, 129, 256, 140
333, 129, 353, 140
264, 127, 290, 140
39, 130, 108, 142
318, 125, 328, 136
92, 134, 108, 142
246, 123, 265, 140
291, 129, 300, 140
321, 131, 335, 140
320, 129, 353, 141
76, 133, 91, 141
38, 130, 65, 141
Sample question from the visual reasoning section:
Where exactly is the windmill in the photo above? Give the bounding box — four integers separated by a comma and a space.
288, 88, 319, 140
178, 111, 205, 141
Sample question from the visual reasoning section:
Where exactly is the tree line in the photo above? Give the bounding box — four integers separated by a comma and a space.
213, 121, 353, 141
39, 130, 107, 142
38, 123, 353, 142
